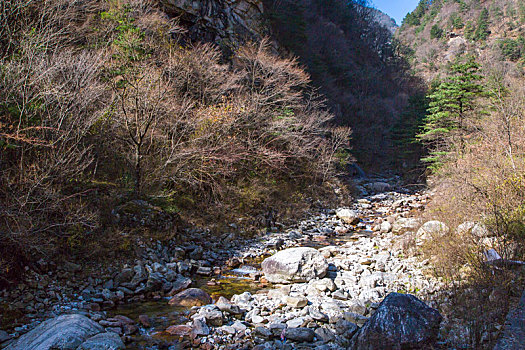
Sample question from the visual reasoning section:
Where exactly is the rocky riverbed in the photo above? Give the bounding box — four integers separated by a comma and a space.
0, 176, 498, 349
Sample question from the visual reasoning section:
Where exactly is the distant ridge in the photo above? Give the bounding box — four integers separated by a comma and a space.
370, 7, 398, 34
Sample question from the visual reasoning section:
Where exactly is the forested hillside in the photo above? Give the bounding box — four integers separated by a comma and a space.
394, 1, 525, 347
0, 0, 412, 286
0, 0, 355, 285
264, 0, 420, 169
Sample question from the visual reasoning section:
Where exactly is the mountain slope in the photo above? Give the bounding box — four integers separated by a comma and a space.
370, 7, 398, 34
396, 0, 525, 80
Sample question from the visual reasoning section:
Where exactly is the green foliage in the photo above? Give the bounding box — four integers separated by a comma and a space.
403, 0, 432, 26
520, 3, 525, 24
498, 38, 524, 61
474, 8, 490, 41
490, 5, 503, 21
458, 0, 469, 13
506, 4, 516, 19
464, 20, 475, 41
417, 57, 484, 169
449, 12, 464, 29
101, 4, 147, 62
430, 24, 444, 39
391, 94, 429, 161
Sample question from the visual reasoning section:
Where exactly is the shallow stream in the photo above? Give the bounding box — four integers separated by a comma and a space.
109, 227, 375, 349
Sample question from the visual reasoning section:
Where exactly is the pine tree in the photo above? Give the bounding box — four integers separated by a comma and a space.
417, 57, 484, 168
474, 8, 490, 41
430, 24, 444, 39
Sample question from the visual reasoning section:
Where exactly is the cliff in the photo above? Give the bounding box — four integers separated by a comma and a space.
162, 0, 265, 46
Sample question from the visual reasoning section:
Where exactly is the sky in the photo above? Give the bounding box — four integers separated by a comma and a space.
371, 0, 420, 25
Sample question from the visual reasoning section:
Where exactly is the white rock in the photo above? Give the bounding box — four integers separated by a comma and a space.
416, 220, 449, 244
336, 208, 360, 225
261, 247, 328, 283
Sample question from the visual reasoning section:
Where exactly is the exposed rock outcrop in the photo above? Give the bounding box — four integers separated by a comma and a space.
161, 0, 265, 46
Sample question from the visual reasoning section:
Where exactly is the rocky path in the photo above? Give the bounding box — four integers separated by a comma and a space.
1, 176, 461, 349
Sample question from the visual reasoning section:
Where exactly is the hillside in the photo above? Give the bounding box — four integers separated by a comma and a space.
264, 0, 418, 169
397, 0, 525, 80
370, 7, 398, 34
393, 1, 525, 348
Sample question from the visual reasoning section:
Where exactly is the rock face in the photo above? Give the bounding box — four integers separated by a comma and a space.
350, 293, 442, 350
161, 0, 264, 45
261, 247, 328, 283
168, 288, 212, 307
4, 314, 105, 350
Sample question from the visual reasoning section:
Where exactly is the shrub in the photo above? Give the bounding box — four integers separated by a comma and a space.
0, 0, 351, 286
430, 24, 444, 39
449, 12, 464, 29
498, 38, 523, 61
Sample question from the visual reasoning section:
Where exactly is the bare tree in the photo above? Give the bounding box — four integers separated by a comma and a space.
113, 70, 172, 196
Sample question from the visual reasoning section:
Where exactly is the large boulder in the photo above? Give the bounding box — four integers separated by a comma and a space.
262, 247, 328, 283
336, 208, 360, 225
4, 314, 105, 350
168, 288, 212, 307
392, 218, 420, 235
457, 221, 490, 238
416, 220, 449, 244
350, 293, 442, 350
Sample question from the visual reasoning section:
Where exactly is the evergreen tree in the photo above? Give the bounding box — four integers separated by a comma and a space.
430, 24, 444, 39
474, 8, 490, 41
417, 57, 484, 168
402, 0, 432, 26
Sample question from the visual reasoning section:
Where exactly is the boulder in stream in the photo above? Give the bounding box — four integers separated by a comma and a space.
336, 208, 360, 225
261, 247, 328, 283
350, 292, 442, 350
4, 314, 106, 350
168, 288, 212, 307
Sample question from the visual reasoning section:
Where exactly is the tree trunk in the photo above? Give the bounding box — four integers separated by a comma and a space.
134, 144, 141, 197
